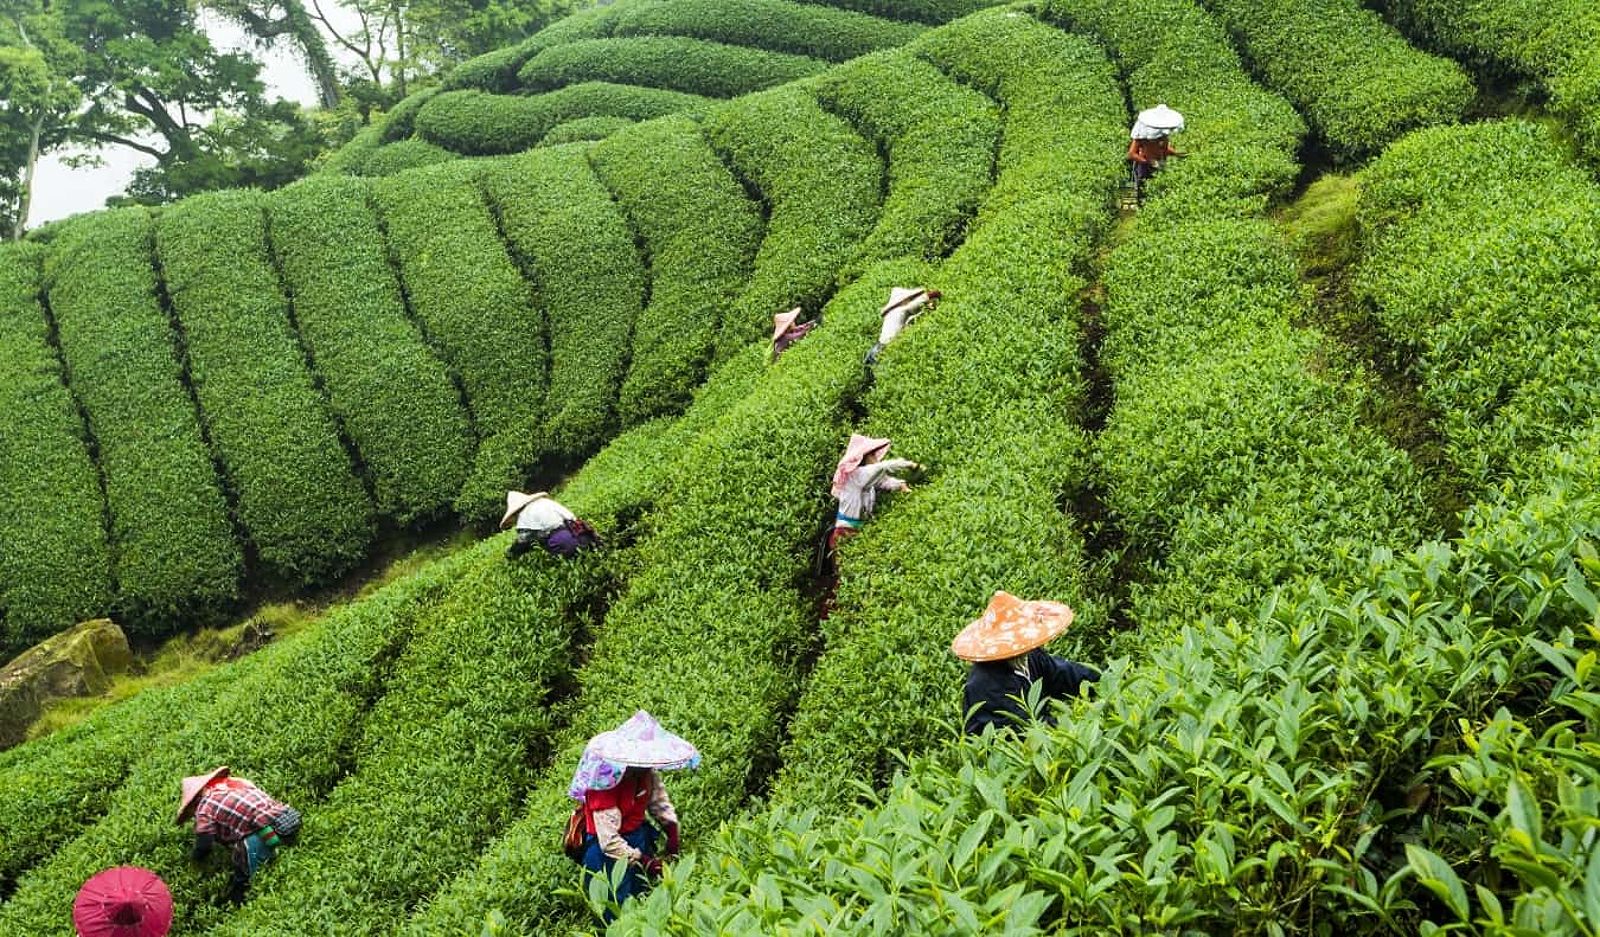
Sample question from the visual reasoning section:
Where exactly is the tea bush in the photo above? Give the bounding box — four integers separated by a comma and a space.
214, 543, 612, 936
443, 0, 644, 92
774, 10, 1126, 810
518, 36, 828, 99
355, 138, 455, 176
43, 208, 241, 633
789, 0, 1003, 24
1195, 0, 1473, 159
1383, 0, 1600, 162
414, 84, 709, 157
589, 116, 763, 425
378, 86, 443, 143
0, 557, 465, 934
155, 190, 374, 588
372, 162, 543, 520
266, 175, 472, 524
0, 244, 111, 650
541, 115, 636, 144
1357, 120, 1600, 493
481, 145, 646, 462
1037, 0, 1305, 215
404, 269, 905, 934
610, 0, 924, 61
810, 48, 997, 275
701, 85, 883, 359
318, 125, 383, 175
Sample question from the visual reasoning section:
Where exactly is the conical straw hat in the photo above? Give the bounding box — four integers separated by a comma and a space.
880, 287, 930, 317
499, 490, 550, 529
950, 591, 1074, 662
174, 766, 229, 824
587, 711, 700, 769
830, 434, 891, 498
772, 307, 802, 342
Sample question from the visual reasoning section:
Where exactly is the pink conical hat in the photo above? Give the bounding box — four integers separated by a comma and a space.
174, 766, 229, 824
830, 434, 891, 498
73, 867, 173, 937
772, 307, 802, 342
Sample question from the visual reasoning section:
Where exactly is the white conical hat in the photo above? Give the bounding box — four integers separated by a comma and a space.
499, 490, 549, 529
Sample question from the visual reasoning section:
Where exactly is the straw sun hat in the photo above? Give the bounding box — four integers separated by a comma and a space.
772, 307, 803, 342
950, 591, 1074, 662
499, 490, 550, 530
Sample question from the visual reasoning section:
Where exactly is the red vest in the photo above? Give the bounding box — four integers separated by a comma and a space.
583, 770, 651, 835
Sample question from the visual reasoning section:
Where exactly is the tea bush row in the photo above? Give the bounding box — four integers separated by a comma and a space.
215, 543, 612, 936
372, 162, 544, 521
1356, 120, 1600, 493
0, 244, 112, 650
1383, 0, 1600, 162
266, 175, 472, 525
0, 557, 467, 934
403, 270, 902, 934
482, 145, 647, 463
156, 190, 374, 588
774, 9, 1126, 810
789, 0, 1003, 24
517, 36, 828, 100
354, 138, 454, 176
618, 444, 1599, 931
701, 85, 883, 360
378, 86, 443, 142
443, 0, 646, 93
1037, 0, 1304, 215
414, 84, 708, 157
541, 115, 636, 144
589, 116, 763, 425
609, 0, 924, 62
43, 208, 241, 633
809, 48, 997, 276
1196, 0, 1473, 159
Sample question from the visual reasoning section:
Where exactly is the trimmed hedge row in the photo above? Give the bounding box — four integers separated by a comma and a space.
482, 145, 647, 462
213, 542, 612, 936
610, 0, 924, 62
266, 175, 472, 525
356, 138, 455, 176
773, 9, 1127, 810
1038, 0, 1305, 216
43, 208, 241, 633
618, 454, 1596, 932
0, 556, 464, 934
810, 48, 997, 277
701, 85, 883, 360
403, 269, 901, 934
1196, 0, 1473, 159
0, 244, 112, 651
589, 116, 763, 425
318, 125, 383, 176
540, 114, 635, 144
415, 84, 709, 157
789, 0, 1003, 24
372, 161, 544, 521
517, 36, 828, 99
1356, 120, 1600, 492
379, 85, 443, 143
1384, 0, 1600, 162
155, 190, 374, 588
443, 0, 645, 93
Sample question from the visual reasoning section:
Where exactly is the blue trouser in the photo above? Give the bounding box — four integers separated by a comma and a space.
229, 807, 301, 897
581, 824, 657, 921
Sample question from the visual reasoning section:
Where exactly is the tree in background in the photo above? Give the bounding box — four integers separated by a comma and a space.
0, 2, 80, 240
204, 0, 343, 108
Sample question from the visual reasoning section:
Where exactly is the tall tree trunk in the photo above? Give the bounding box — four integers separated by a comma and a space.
282, 0, 341, 108
15, 111, 43, 240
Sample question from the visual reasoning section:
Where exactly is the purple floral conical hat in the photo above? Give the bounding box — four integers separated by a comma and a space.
567, 711, 701, 800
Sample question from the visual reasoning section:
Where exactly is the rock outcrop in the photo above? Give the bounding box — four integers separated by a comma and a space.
0, 619, 132, 749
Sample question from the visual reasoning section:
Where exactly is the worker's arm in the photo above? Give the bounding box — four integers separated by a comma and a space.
647, 774, 681, 856
1037, 653, 1100, 701
868, 459, 919, 492
506, 529, 538, 559
591, 807, 643, 863
191, 832, 217, 861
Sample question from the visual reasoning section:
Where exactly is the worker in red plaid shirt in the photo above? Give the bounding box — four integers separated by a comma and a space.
175, 766, 301, 902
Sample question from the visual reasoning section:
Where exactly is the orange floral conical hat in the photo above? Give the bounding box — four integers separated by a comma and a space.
950, 591, 1074, 662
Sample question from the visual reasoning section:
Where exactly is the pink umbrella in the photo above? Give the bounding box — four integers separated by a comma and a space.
72, 867, 173, 937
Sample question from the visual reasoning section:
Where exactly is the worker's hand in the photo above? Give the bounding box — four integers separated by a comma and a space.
664, 821, 681, 857
636, 855, 665, 879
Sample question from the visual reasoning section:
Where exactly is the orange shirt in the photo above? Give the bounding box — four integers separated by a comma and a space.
1128, 138, 1174, 164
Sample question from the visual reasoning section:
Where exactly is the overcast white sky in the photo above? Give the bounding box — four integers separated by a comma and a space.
27, 6, 362, 228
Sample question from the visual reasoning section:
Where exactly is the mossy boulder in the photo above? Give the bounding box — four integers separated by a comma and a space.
0, 619, 132, 749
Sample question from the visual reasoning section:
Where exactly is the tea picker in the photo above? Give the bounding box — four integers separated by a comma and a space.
953, 591, 1100, 736
501, 490, 601, 559
566, 711, 700, 920
864, 287, 940, 373
1126, 104, 1187, 204
771, 306, 818, 361
819, 434, 920, 618
176, 767, 301, 903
